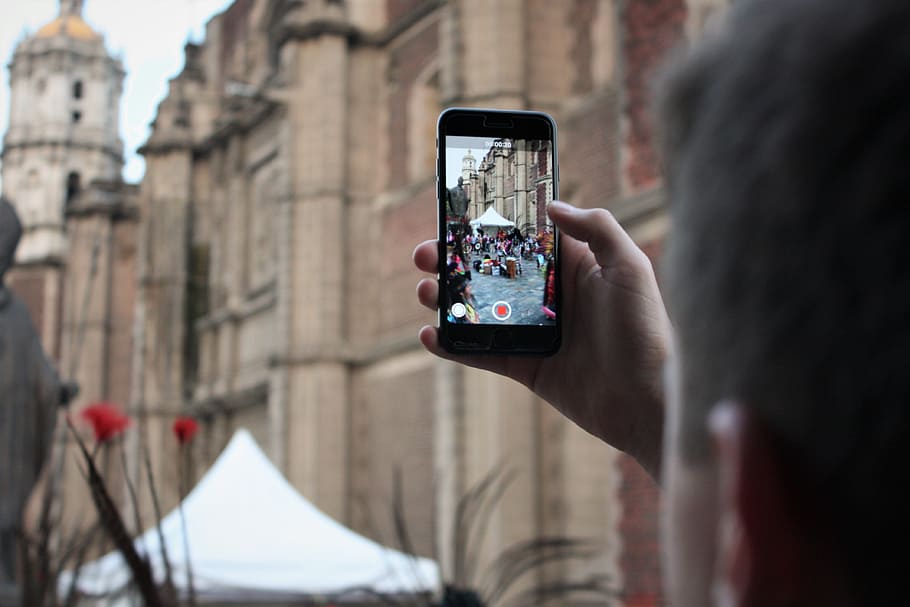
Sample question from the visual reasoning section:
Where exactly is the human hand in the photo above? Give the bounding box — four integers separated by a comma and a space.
414, 200, 671, 479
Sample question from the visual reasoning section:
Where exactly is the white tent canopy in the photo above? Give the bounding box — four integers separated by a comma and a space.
469, 206, 515, 228
63, 429, 439, 603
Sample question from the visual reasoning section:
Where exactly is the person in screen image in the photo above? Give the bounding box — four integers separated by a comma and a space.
447, 251, 466, 280
415, 0, 910, 605
541, 258, 556, 320
447, 273, 478, 324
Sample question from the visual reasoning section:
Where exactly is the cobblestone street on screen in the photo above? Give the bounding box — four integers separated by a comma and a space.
468, 261, 550, 325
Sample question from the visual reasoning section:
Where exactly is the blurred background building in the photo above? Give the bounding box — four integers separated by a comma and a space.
2, 0, 730, 605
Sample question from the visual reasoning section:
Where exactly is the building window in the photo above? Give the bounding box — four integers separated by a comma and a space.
73, 80, 83, 99
72, 111, 82, 124
66, 172, 81, 206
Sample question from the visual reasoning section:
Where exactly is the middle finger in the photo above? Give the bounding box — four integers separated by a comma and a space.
416, 277, 439, 311
412, 240, 439, 274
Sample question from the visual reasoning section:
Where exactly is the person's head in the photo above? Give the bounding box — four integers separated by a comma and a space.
450, 274, 472, 303
0, 198, 23, 283
657, 1, 910, 605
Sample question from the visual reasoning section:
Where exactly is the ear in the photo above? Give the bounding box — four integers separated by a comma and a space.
707, 403, 804, 607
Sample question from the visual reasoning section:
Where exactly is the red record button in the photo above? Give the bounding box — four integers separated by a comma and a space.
492, 301, 512, 321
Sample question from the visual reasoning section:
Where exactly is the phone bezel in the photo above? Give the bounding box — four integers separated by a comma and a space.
436, 107, 561, 356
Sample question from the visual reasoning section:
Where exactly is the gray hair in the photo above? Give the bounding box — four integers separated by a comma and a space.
658, 0, 910, 602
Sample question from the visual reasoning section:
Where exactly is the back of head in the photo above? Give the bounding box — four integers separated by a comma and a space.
0, 198, 23, 280
658, 0, 910, 601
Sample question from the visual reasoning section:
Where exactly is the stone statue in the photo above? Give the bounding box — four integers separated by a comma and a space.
0, 198, 77, 593
446, 177, 470, 218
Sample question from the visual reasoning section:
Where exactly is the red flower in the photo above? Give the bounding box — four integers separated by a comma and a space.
172, 417, 199, 445
81, 402, 131, 443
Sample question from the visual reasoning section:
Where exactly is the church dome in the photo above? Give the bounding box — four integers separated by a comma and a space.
36, 14, 100, 41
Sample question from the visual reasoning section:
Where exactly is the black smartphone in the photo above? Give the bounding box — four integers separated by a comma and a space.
436, 107, 560, 355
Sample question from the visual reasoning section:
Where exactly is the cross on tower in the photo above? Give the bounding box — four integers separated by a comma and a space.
60, 0, 84, 17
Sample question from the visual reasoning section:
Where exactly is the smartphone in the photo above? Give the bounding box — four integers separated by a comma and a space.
436, 107, 560, 355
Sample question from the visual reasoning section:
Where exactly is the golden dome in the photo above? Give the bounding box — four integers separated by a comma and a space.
36, 15, 100, 41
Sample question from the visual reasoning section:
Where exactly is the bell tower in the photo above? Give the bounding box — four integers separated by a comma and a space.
1, 0, 123, 264
0, 0, 125, 362
461, 149, 476, 182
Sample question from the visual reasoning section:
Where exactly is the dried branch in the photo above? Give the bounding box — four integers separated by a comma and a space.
177, 443, 196, 607
481, 538, 601, 605
177, 500, 196, 606
66, 417, 165, 607
444, 465, 620, 607
143, 443, 174, 594
452, 467, 505, 586
462, 468, 517, 586
60, 523, 100, 607
333, 585, 411, 606
118, 440, 145, 548
391, 468, 434, 607
497, 575, 618, 607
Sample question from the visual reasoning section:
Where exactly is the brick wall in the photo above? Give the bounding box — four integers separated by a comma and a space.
387, 0, 427, 25
219, 0, 254, 78
622, 0, 686, 191
107, 219, 138, 407
350, 356, 436, 556
388, 20, 439, 190
616, 236, 666, 607
378, 182, 437, 337
617, 453, 664, 607
569, 0, 598, 95
560, 89, 621, 208
526, 0, 574, 105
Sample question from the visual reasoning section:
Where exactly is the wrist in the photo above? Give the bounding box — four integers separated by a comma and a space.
593, 387, 665, 484
628, 401, 664, 483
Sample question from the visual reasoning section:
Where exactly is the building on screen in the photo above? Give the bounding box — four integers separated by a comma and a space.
460, 141, 554, 236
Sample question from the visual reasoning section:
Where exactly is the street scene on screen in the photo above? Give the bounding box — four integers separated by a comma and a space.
444, 136, 557, 326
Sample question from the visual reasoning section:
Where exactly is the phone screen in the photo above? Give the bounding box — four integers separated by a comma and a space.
443, 135, 557, 327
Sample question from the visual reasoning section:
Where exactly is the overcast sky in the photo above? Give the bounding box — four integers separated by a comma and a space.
446, 136, 496, 189
0, 0, 234, 186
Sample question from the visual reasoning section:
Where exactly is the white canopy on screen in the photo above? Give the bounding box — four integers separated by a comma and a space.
469, 206, 515, 228
61, 429, 439, 604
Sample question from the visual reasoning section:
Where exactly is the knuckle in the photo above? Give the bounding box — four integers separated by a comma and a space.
630, 248, 655, 275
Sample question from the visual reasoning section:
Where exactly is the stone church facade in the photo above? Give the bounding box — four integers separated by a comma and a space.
1, 1, 730, 605
459, 141, 555, 236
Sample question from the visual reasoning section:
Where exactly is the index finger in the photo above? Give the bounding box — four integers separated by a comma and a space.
413, 239, 438, 274
548, 201, 642, 270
